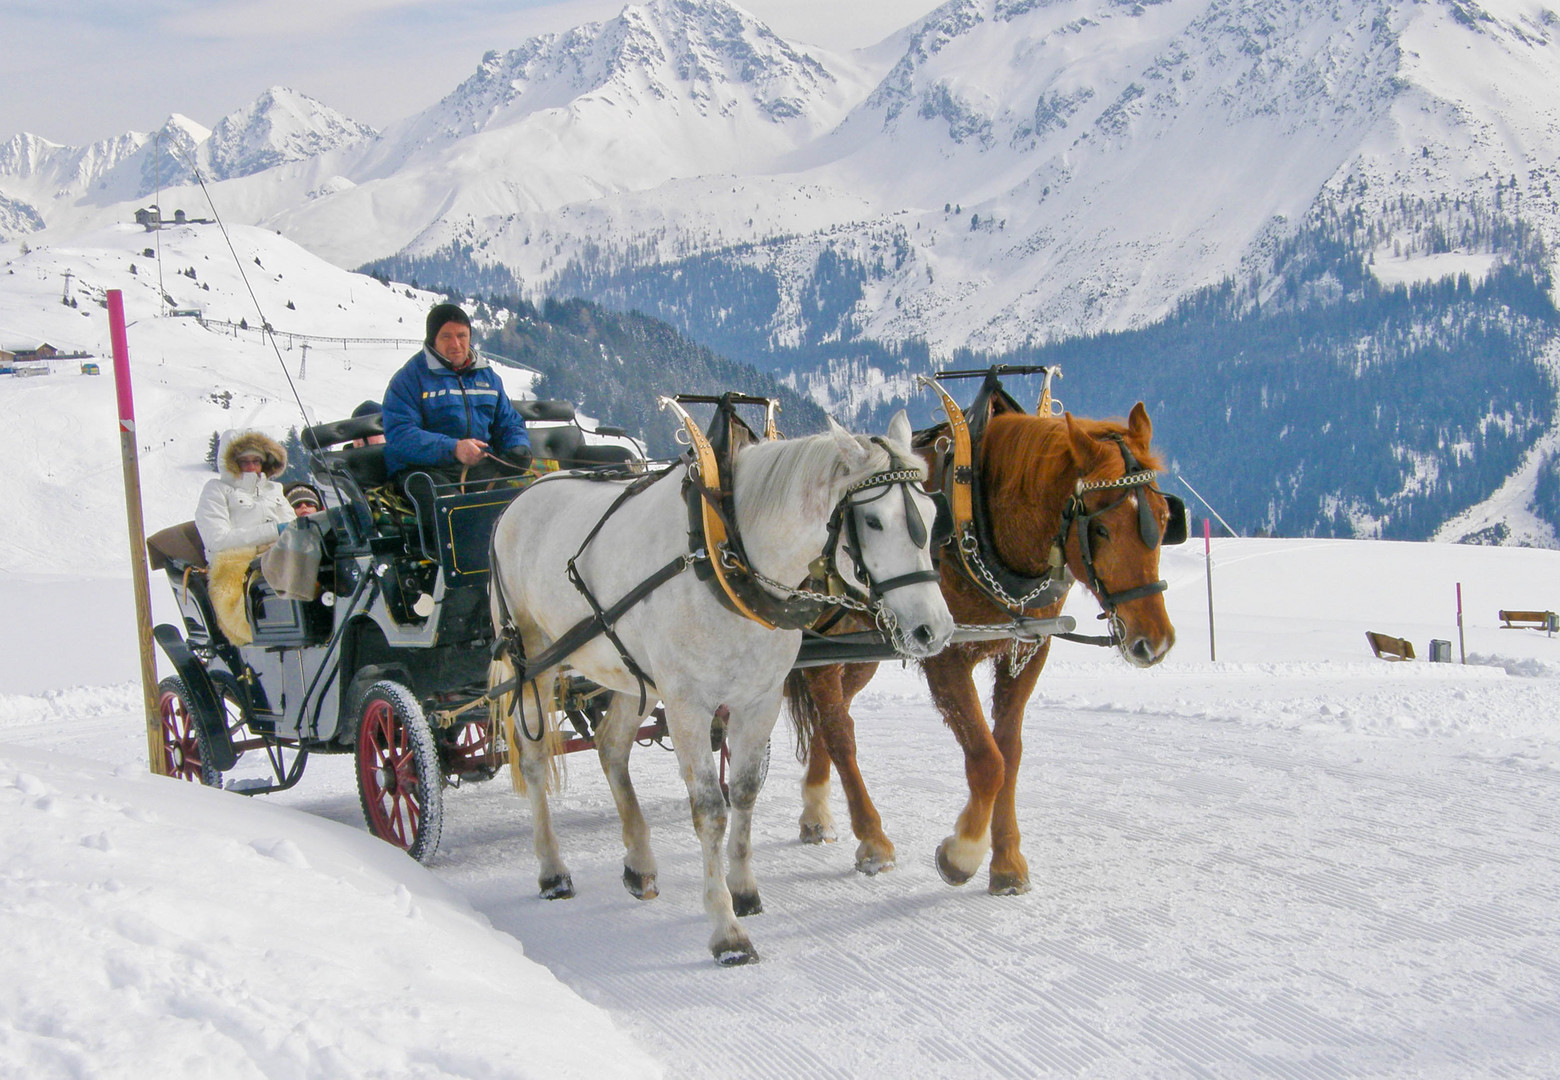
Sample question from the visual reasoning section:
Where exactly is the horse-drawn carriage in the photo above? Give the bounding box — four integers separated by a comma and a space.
146, 369, 1185, 964
147, 399, 649, 861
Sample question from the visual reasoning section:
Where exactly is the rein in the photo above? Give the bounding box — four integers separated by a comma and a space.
489, 460, 694, 727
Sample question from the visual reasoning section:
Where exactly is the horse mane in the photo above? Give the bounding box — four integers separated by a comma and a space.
980, 412, 1164, 505
733, 430, 924, 540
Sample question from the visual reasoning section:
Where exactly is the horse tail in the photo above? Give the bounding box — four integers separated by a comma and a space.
784, 669, 820, 765
489, 658, 566, 795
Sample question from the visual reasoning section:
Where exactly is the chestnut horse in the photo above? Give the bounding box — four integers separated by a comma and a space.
790, 402, 1179, 893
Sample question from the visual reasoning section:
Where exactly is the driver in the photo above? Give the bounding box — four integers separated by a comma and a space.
382, 303, 531, 486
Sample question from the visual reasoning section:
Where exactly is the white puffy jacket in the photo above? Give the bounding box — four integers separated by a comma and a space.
195, 429, 294, 557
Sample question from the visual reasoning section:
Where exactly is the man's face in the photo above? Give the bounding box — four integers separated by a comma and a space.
435, 322, 471, 368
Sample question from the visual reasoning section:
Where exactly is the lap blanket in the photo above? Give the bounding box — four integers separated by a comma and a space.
208, 544, 262, 646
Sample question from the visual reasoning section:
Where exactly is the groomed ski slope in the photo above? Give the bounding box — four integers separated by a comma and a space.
4, 535, 1560, 1077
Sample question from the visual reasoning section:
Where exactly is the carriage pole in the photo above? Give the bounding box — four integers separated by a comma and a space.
107, 290, 168, 776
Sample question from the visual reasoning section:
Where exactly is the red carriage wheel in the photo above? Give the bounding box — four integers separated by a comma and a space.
157, 676, 220, 787
355, 680, 444, 862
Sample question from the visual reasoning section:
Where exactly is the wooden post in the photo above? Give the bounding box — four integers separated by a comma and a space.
1456, 582, 1466, 664
1204, 517, 1217, 662
109, 290, 168, 776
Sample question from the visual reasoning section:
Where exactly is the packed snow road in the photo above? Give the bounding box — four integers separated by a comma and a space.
7, 659, 1559, 1078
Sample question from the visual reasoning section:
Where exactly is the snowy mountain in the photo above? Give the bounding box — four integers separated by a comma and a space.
0, 89, 376, 240
205, 87, 377, 181
5, 0, 1560, 543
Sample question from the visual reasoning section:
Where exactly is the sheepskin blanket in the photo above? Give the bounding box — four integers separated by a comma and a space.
208, 545, 260, 646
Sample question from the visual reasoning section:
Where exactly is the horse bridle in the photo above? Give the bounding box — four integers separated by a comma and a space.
1056, 434, 1188, 617
822, 463, 948, 605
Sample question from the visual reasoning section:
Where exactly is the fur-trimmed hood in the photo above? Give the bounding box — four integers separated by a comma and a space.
218, 429, 287, 481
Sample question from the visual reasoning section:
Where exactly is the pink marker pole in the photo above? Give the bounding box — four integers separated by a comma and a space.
109, 290, 168, 776
1204, 517, 1216, 662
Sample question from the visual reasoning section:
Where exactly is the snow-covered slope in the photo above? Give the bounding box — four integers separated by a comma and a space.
0, 223, 442, 575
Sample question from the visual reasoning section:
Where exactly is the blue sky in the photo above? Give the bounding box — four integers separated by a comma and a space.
1, 0, 940, 145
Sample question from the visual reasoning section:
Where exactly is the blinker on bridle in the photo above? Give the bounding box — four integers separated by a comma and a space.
1061, 435, 1188, 611
825, 449, 949, 602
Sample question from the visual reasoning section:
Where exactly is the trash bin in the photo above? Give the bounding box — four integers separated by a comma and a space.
1428, 639, 1453, 663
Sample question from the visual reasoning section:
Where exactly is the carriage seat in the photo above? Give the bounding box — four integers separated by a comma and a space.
301, 414, 389, 490
147, 520, 207, 571
529, 423, 635, 469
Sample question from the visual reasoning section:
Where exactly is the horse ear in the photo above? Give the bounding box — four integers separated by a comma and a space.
1063, 412, 1100, 471
1127, 402, 1153, 446
886, 408, 913, 449
827, 416, 870, 466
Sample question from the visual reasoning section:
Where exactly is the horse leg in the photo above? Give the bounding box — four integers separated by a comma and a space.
512, 682, 573, 900
924, 648, 1004, 887
666, 699, 756, 965
987, 640, 1051, 895
818, 662, 895, 874
724, 703, 777, 918
594, 693, 659, 901
798, 717, 836, 845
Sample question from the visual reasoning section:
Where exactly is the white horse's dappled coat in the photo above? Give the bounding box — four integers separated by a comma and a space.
489, 412, 953, 964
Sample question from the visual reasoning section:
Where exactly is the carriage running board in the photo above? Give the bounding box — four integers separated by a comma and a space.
792, 616, 1076, 669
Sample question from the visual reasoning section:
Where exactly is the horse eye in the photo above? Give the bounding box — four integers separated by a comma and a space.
864, 516, 884, 532
1090, 523, 1109, 541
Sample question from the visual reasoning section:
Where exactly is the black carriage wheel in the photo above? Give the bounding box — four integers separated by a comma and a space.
157, 676, 221, 787
355, 680, 444, 862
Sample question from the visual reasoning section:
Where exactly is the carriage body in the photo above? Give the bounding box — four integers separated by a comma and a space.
151, 401, 642, 860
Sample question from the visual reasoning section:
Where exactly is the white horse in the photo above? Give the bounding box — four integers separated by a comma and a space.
489, 411, 954, 964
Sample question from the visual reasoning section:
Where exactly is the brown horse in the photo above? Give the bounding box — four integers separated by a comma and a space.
790, 402, 1178, 893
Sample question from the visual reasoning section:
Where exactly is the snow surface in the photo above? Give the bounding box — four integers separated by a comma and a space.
5, 533, 1560, 1077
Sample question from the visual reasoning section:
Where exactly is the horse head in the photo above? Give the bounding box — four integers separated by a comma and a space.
1059, 402, 1178, 667
824, 411, 956, 659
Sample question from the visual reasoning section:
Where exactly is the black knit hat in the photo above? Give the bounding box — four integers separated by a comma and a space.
425, 303, 471, 348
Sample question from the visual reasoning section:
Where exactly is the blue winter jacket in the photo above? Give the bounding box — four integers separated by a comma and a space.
382, 348, 530, 476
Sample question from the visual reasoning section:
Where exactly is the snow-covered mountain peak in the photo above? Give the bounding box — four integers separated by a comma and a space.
205, 87, 377, 181
396, 0, 835, 149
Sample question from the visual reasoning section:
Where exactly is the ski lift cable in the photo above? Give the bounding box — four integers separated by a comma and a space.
168, 142, 317, 454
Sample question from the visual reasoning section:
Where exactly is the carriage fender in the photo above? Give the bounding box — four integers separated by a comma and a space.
152, 623, 239, 772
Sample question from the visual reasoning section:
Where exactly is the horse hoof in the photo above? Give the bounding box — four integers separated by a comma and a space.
539, 874, 575, 900
856, 854, 896, 876
988, 871, 1031, 896
799, 822, 836, 845
935, 840, 974, 887
714, 941, 760, 966
623, 866, 658, 901
732, 891, 764, 917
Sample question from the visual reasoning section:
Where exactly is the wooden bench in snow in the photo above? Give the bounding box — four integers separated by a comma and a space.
1498, 610, 1557, 634
1366, 631, 1415, 661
